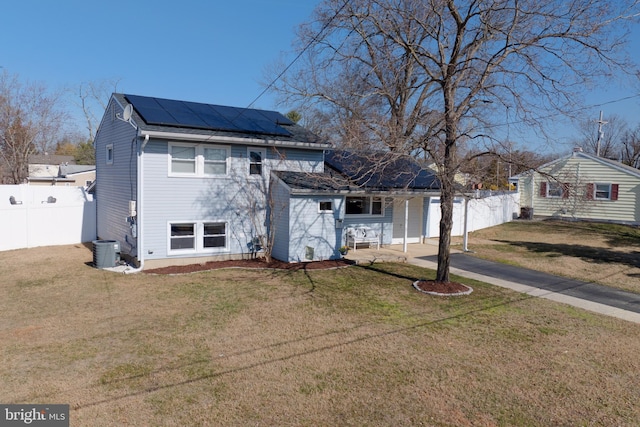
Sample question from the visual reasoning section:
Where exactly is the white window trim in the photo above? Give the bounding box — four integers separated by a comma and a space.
546, 182, 564, 198
167, 220, 230, 255
248, 147, 266, 178
344, 196, 384, 217
318, 199, 333, 213
106, 144, 114, 165
168, 142, 230, 177
594, 183, 612, 200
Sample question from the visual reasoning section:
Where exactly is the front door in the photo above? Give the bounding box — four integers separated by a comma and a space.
392, 198, 423, 244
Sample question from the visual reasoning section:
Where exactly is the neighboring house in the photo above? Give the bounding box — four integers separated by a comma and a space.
28, 154, 75, 184
29, 163, 96, 187
516, 148, 640, 223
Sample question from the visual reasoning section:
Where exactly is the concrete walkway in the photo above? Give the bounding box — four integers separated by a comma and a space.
345, 241, 640, 324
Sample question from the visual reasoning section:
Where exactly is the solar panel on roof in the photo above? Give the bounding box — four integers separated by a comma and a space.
125, 95, 177, 125
153, 98, 211, 129
181, 102, 240, 132
124, 94, 292, 137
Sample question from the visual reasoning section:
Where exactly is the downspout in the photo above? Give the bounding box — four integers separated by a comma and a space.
124, 133, 149, 273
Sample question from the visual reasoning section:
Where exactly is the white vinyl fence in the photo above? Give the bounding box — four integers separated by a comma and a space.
0, 185, 96, 252
427, 192, 520, 238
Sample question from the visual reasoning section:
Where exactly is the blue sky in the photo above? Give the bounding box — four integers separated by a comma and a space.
1, 0, 639, 153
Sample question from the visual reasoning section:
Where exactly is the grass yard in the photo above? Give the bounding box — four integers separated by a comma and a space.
462, 219, 640, 294
1, 242, 640, 426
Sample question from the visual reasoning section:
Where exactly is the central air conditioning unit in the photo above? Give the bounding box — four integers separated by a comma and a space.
92, 240, 121, 268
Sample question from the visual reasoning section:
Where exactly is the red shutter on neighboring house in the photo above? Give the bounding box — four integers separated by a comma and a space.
586, 183, 594, 200
562, 183, 570, 199
540, 182, 547, 197
611, 184, 619, 201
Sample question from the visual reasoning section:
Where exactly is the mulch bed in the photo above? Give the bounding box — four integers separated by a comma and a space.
144, 257, 356, 274
413, 280, 473, 296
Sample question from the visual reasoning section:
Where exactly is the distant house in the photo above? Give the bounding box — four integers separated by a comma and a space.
27, 154, 96, 187
516, 149, 640, 224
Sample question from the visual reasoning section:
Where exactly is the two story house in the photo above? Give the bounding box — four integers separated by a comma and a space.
97, 93, 507, 269
94, 93, 330, 269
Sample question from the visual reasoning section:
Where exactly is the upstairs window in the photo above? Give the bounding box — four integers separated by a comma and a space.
203, 147, 228, 175
248, 148, 265, 176
106, 144, 114, 165
169, 142, 229, 177
170, 145, 196, 174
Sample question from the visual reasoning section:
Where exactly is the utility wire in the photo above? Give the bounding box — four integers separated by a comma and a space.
242, 0, 351, 112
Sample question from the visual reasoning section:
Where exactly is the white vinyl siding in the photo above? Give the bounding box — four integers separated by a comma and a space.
525, 153, 640, 223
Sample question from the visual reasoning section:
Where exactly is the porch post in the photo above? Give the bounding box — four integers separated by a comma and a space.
403, 198, 409, 253
463, 197, 469, 252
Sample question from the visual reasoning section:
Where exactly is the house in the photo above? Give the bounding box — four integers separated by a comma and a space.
270, 150, 442, 262
94, 93, 516, 270
94, 93, 330, 269
28, 163, 96, 187
516, 148, 640, 223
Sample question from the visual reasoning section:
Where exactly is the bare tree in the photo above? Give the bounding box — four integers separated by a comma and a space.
77, 78, 120, 143
0, 71, 68, 183
621, 124, 640, 168
272, 0, 639, 283
573, 113, 628, 159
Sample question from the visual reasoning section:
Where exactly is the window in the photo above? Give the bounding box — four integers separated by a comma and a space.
547, 182, 564, 198
372, 197, 382, 215
171, 145, 196, 174
170, 223, 196, 250
203, 222, 226, 248
248, 148, 265, 176
169, 221, 228, 253
345, 196, 383, 216
588, 183, 619, 201
203, 147, 227, 175
169, 143, 229, 177
594, 183, 611, 200
319, 200, 333, 213
106, 144, 113, 165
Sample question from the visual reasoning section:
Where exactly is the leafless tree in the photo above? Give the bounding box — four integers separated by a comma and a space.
77, 78, 120, 143
573, 113, 628, 159
272, 0, 639, 283
621, 124, 640, 168
0, 71, 68, 183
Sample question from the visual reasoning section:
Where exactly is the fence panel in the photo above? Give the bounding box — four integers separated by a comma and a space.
0, 185, 96, 251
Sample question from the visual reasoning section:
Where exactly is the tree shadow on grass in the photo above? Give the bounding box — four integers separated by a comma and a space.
494, 240, 640, 270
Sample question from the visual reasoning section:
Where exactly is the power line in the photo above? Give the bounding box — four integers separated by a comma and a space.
243, 0, 351, 111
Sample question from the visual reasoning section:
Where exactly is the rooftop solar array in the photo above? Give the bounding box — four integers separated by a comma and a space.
325, 150, 440, 190
124, 94, 293, 137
